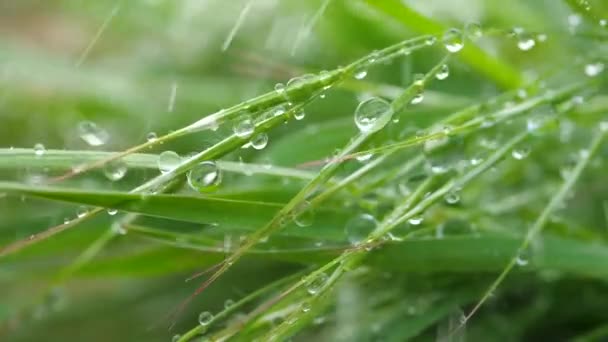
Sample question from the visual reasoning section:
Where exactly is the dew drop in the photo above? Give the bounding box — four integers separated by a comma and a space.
515, 255, 529, 266
103, 159, 127, 181
224, 299, 235, 309
435, 64, 449, 80
517, 35, 536, 51
354, 97, 394, 134
158, 151, 181, 174
425, 36, 437, 46
356, 153, 373, 163
294, 109, 306, 121
250, 133, 268, 150
512, 147, 530, 160
584, 62, 604, 77
274, 82, 286, 94
408, 216, 424, 225
301, 302, 311, 313
600, 19, 607, 27
465, 22, 483, 40
410, 93, 424, 105
107, 208, 118, 216
146, 132, 158, 142
345, 213, 377, 245
77, 121, 109, 146
443, 28, 464, 53
307, 272, 328, 295
198, 311, 213, 325
293, 201, 314, 227
568, 14, 582, 28
76, 206, 88, 218
34, 143, 45, 157
233, 114, 255, 138
187, 161, 222, 192
354, 69, 368, 80
172, 335, 181, 342
445, 191, 460, 204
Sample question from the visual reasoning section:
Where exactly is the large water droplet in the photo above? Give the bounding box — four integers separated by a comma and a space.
465, 22, 483, 40
146, 132, 158, 142
512, 147, 530, 160
158, 151, 181, 174
250, 133, 268, 150
435, 64, 450, 80
307, 272, 328, 295
198, 311, 213, 325
233, 114, 255, 138
584, 62, 604, 77
354, 98, 393, 134
345, 213, 377, 245
443, 28, 464, 53
34, 143, 45, 157
103, 159, 127, 181
293, 201, 314, 227
78, 121, 109, 146
517, 35, 536, 51
187, 161, 222, 192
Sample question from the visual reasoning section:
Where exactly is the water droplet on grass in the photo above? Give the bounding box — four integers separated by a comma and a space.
345, 214, 377, 245
512, 147, 530, 160
354, 97, 393, 134
307, 272, 328, 295
354, 69, 368, 80
443, 28, 464, 53
435, 64, 449, 80
34, 143, 45, 157
224, 299, 235, 309
198, 311, 213, 325
158, 151, 181, 174
78, 121, 109, 146
107, 208, 118, 216
187, 161, 221, 192
146, 132, 158, 142
293, 201, 314, 227
465, 22, 483, 40
584, 62, 604, 77
517, 35, 536, 51
76, 206, 88, 218
250, 133, 268, 150
408, 216, 423, 225
103, 159, 127, 181
233, 114, 255, 138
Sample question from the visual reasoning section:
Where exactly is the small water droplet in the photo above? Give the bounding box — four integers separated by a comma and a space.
410, 92, 424, 105
146, 132, 158, 142
445, 191, 460, 204
158, 151, 181, 174
301, 302, 311, 313
517, 35, 536, 51
408, 216, 424, 225
354, 97, 393, 134
274, 82, 286, 94
516, 255, 529, 266
76, 206, 88, 218
512, 147, 530, 160
112, 222, 127, 235
224, 299, 235, 309
77, 121, 109, 146
600, 19, 607, 27
172, 334, 181, 342
443, 28, 464, 53
293, 201, 314, 227
103, 159, 127, 181
187, 161, 222, 192
34, 143, 45, 157
568, 14, 582, 28
465, 22, 483, 40
599, 121, 608, 132
250, 133, 268, 150
354, 69, 368, 80
425, 36, 437, 46
345, 213, 377, 245
294, 108, 306, 120
233, 114, 255, 138
307, 272, 328, 295
435, 64, 449, 80
107, 208, 118, 216
198, 311, 213, 325
584, 62, 604, 77
356, 153, 373, 163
